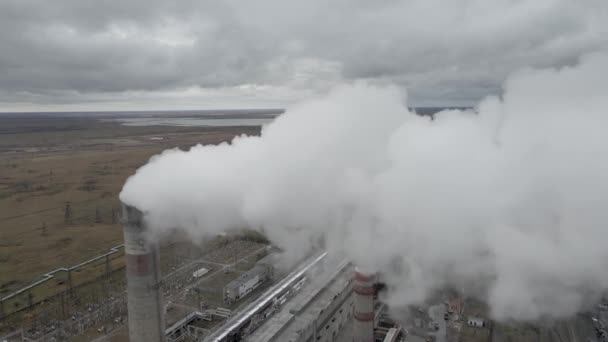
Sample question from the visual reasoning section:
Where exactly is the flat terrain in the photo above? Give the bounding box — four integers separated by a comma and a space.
0, 114, 261, 297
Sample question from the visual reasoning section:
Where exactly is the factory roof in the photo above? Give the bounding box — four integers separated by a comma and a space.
225, 264, 266, 290
208, 252, 329, 342
245, 262, 351, 342
245, 310, 295, 341
257, 253, 278, 266
165, 311, 204, 335
273, 265, 351, 342
384, 328, 399, 342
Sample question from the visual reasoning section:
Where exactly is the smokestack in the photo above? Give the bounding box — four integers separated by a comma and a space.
353, 268, 375, 342
122, 204, 166, 342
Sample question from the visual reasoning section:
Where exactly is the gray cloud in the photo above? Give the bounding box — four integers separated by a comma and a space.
0, 0, 607, 110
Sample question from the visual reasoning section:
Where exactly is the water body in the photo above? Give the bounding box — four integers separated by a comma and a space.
1, 107, 466, 128
108, 117, 275, 127
104, 107, 467, 127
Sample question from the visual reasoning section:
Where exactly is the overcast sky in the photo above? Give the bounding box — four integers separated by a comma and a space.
1, 0, 607, 112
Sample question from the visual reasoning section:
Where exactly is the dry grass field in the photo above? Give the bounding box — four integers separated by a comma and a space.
0, 115, 261, 299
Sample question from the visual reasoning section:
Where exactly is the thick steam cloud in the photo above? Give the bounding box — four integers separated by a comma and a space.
121, 51, 608, 321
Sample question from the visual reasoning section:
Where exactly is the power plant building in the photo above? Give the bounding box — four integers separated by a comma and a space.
223, 256, 274, 304
243, 262, 403, 342
243, 260, 352, 342
118, 208, 403, 342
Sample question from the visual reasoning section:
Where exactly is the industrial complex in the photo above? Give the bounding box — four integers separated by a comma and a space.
223, 255, 274, 305
3, 202, 606, 342
83, 203, 608, 342
120, 202, 407, 342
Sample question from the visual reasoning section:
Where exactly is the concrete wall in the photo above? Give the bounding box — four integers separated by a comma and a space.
312, 295, 352, 342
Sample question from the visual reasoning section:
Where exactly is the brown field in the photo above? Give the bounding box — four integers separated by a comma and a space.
0, 115, 260, 299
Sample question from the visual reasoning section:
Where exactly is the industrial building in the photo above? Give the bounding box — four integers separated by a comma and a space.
121, 202, 405, 342
203, 252, 329, 342
467, 317, 484, 328
193, 267, 210, 279
223, 256, 275, 304
244, 264, 404, 342
202, 256, 405, 342
245, 260, 353, 342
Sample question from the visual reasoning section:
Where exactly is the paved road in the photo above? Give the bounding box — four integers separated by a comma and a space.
428, 304, 447, 342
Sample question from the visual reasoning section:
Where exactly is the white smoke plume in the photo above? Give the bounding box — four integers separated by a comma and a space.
120, 51, 608, 321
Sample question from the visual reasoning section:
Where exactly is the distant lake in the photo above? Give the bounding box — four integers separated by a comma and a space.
106, 117, 275, 127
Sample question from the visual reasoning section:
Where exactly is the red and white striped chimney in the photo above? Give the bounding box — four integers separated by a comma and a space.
122, 204, 166, 342
353, 268, 375, 342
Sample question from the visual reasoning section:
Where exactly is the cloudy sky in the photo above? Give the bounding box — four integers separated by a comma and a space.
1, 0, 607, 112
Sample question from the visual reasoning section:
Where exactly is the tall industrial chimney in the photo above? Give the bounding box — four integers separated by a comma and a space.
353, 268, 375, 342
122, 204, 166, 342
